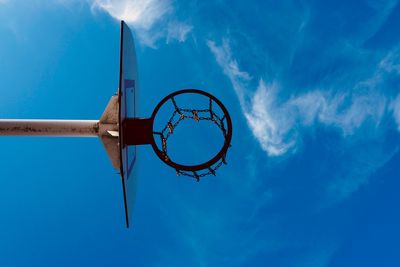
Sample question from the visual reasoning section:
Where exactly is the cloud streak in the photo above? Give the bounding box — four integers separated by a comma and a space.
390, 95, 400, 131
208, 39, 295, 155
92, 0, 171, 30
208, 38, 400, 157
91, 0, 192, 47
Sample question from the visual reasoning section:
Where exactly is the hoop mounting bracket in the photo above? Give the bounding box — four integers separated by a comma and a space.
123, 118, 153, 145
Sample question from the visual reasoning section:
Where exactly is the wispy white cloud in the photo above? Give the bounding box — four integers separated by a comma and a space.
91, 0, 192, 47
92, 0, 171, 30
208, 39, 295, 155
245, 80, 296, 156
291, 91, 387, 135
208, 38, 392, 156
390, 94, 400, 131
208, 36, 400, 205
166, 21, 192, 43
379, 49, 400, 75
207, 39, 251, 103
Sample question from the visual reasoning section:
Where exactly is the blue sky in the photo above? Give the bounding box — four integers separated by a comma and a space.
1, 0, 400, 266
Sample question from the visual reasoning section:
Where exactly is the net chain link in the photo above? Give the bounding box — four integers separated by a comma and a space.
153, 97, 229, 181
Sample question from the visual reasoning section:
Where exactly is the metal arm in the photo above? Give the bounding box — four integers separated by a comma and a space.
0, 119, 99, 137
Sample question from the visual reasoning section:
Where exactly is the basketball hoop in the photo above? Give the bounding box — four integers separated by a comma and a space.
123, 89, 233, 181
0, 21, 234, 227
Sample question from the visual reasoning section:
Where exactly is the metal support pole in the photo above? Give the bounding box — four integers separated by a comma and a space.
0, 119, 99, 137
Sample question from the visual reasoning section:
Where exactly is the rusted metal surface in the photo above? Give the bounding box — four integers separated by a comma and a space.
0, 119, 100, 137
99, 95, 121, 170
